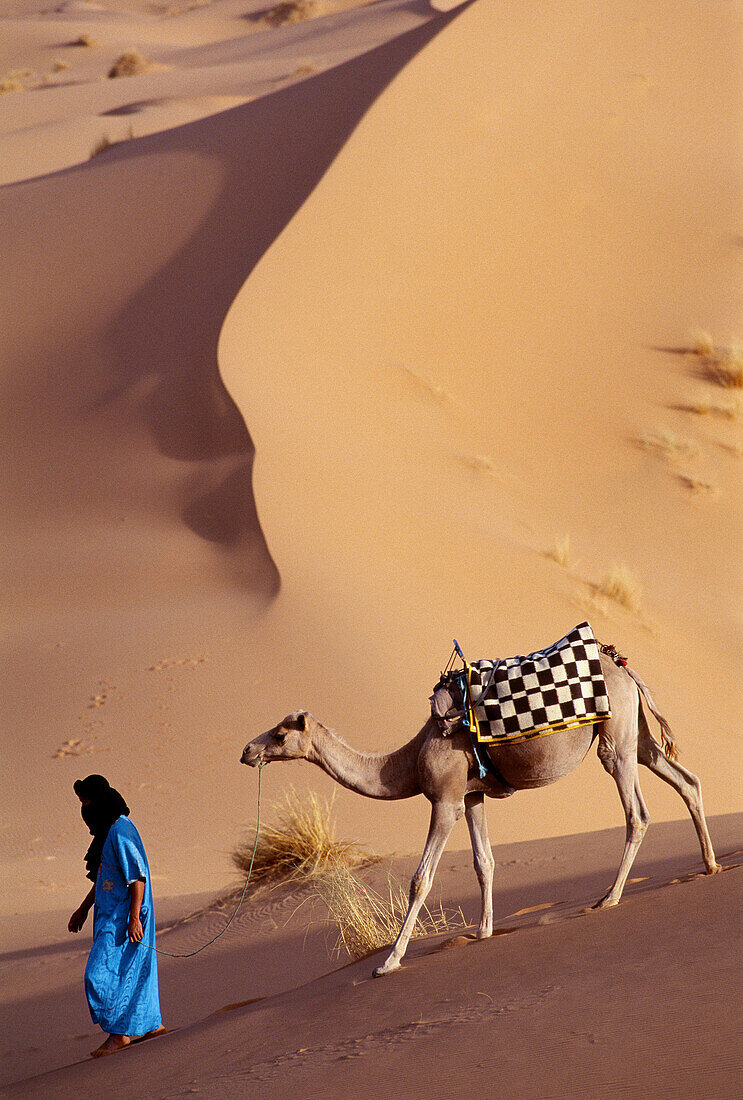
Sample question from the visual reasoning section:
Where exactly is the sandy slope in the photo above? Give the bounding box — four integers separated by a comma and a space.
3, 818, 741, 1096
0, 0, 740, 1048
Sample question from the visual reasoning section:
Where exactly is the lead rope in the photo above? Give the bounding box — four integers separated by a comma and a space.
140, 761, 266, 959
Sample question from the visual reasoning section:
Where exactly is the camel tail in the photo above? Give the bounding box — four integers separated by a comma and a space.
624, 664, 679, 761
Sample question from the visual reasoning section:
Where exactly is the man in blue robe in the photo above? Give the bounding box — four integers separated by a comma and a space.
68, 775, 165, 1058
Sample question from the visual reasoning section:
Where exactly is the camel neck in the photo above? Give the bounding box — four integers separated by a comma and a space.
306, 723, 428, 801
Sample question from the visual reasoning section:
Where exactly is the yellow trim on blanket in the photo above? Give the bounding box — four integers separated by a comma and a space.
475, 711, 611, 745
464, 662, 479, 738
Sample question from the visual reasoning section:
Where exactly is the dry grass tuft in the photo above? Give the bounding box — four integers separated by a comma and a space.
690, 329, 715, 358
53, 59, 71, 72
0, 77, 23, 94
401, 365, 455, 407
315, 864, 467, 960
263, 0, 322, 26
72, 33, 96, 47
90, 134, 113, 158
232, 789, 373, 886
678, 475, 719, 496
678, 398, 740, 420
596, 564, 642, 614
546, 534, 572, 569
108, 48, 166, 79
459, 453, 497, 477
704, 347, 743, 389
638, 430, 698, 461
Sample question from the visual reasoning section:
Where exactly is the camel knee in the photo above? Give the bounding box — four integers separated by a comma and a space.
626, 802, 650, 839
409, 871, 429, 902
473, 850, 494, 883
685, 770, 703, 808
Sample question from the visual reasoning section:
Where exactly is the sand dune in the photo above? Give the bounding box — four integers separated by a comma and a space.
2, 0, 740, 919
3, 818, 741, 1094
1, 0, 741, 1091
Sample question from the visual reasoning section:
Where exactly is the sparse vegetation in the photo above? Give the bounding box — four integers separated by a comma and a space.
263, 0, 322, 27
679, 398, 740, 420
638, 430, 698, 461
53, 59, 71, 73
232, 789, 374, 886
90, 134, 113, 158
0, 78, 23, 94
678, 475, 719, 496
686, 331, 743, 389
690, 329, 715, 358
704, 347, 743, 390
108, 48, 166, 78
546, 534, 572, 568
72, 33, 96, 47
459, 453, 497, 477
315, 864, 467, 960
401, 364, 455, 407
596, 564, 642, 614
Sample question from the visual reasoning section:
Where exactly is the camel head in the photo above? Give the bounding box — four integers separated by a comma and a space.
240, 711, 313, 767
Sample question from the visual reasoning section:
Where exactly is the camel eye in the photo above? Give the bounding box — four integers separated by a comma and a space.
273, 731, 286, 744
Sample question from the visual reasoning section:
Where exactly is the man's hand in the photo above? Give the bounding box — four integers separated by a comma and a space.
128, 914, 144, 943
128, 878, 146, 942
68, 906, 88, 934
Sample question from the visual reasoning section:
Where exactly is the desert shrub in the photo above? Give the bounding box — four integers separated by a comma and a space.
264, 0, 321, 26
90, 134, 112, 158
108, 48, 162, 78
546, 534, 572, 568
704, 347, 743, 389
638, 430, 698, 460
232, 789, 373, 886
680, 398, 740, 419
315, 864, 467, 959
597, 564, 642, 613
690, 329, 715, 358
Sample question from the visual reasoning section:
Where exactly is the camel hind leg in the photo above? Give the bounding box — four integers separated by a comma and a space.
637, 706, 721, 874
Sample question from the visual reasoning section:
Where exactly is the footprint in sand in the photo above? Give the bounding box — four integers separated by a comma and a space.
53, 737, 95, 759
147, 656, 207, 672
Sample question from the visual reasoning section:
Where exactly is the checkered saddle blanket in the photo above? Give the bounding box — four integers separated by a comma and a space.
463, 622, 611, 744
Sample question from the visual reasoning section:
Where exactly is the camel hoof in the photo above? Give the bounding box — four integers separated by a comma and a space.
592, 895, 619, 911
707, 862, 723, 875
476, 928, 493, 940
372, 961, 400, 978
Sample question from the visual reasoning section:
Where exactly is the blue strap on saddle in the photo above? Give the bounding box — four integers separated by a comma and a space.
454, 672, 489, 780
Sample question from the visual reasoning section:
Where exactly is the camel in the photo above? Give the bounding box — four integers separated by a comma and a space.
240, 651, 720, 976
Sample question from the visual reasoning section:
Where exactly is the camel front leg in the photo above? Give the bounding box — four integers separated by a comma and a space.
373, 800, 461, 977
594, 741, 650, 908
465, 792, 494, 939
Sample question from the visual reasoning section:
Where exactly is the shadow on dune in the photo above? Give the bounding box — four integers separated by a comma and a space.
0, 4, 470, 600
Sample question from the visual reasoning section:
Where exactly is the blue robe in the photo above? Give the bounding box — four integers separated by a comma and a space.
84, 816, 162, 1036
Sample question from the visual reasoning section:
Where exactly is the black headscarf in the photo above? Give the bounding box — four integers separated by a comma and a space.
74, 774, 130, 882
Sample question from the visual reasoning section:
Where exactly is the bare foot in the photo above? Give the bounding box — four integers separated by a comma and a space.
91, 1034, 131, 1058
132, 1025, 167, 1044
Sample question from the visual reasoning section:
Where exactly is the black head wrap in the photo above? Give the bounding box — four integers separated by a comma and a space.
74, 774, 130, 882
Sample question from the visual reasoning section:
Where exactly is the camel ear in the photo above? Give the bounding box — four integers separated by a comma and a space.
297, 712, 307, 731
